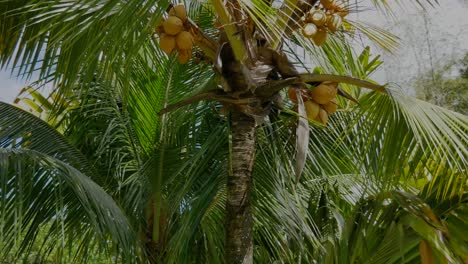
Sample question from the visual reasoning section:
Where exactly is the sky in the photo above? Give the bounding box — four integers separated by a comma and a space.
0, 0, 467, 102
362, 0, 468, 94
0, 70, 29, 101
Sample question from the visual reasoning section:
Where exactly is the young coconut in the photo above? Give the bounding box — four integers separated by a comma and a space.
313, 28, 328, 46
304, 100, 320, 120
159, 34, 176, 56
288, 88, 309, 103
299, 15, 308, 27
336, 6, 350, 17
327, 14, 342, 32
155, 21, 165, 34
310, 10, 327, 26
288, 88, 299, 103
322, 98, 338, 113
302, 23, 318, 38
177, 49, 192, 64
176, 31, 194, 50
163, 16, 184, 35
322, 81, 339, 90
169, 4, 187, 21
315, 108, 329, 125
310, 83, 337, 104
320, 0, 336, 10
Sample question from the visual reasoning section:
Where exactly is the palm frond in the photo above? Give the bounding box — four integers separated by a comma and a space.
346, 90, 468, 197
0, 0, 171, 93
0, 102, 100, 183
0, 148, 136, 262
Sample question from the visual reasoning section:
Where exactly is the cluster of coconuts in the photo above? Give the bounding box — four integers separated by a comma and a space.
156, 4, 194, 64
300, 0, 349, 46
288, 82, 339, 125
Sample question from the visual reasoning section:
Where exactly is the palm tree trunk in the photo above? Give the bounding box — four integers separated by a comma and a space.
226, 110, 256, 264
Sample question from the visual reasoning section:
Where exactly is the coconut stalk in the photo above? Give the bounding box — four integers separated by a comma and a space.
209, 1, 257, 263
226, 109, 256, 264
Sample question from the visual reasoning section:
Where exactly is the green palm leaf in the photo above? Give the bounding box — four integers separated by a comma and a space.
0, 149, 136, 262
0, 0, 465, 263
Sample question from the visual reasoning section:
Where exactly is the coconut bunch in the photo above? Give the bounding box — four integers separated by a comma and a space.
288, 82, 339, 125
300, 0, 349, 46
155, 4, 194, 64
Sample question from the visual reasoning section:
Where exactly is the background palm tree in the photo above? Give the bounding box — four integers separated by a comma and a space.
0, 0, 467, 263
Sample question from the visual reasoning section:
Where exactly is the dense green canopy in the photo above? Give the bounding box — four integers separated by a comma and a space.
0, 0, 466, 263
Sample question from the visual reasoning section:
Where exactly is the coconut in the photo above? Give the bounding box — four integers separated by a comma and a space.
313, 28, 328, 46
159, 34, 176, 56
177, 49, 192, 64
322, 98, 338, 113
163, 16, 184, 36
320, 0, 336, 10
336, 6, 349, 17
304, 100, 320, 120
299, 16, 307, 26
310, 83, 337, 104
310, 10, 327, 26
315, 108, 329, 125
302, 23, 318, 39
169, 4, 187, 21
288, 87, 299, 103
288, 88, 310, 103
176, 31, 194, 50
155, 21, 165, 34
327, 14, 342, 32
322, 81, 338, 88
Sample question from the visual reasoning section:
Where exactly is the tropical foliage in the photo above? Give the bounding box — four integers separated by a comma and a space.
0, 0, 467, 263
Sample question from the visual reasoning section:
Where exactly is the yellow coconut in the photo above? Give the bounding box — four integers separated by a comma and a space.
327, 14, 342, 32
289, 88, 311, 103
159, 34, 176, 56
177, 49, 192, 64
176, 31, 194, 50
320, 0, 336, 10
322, 81, 338, 88
288, 88, 299, 103
302, 23, 318, 39
310, 10, 327, 26
299, 16, 307, 27
304, 100, 320, 120
163, 16, 184, 36
310, 83, 337, 104
322, 98, 338, 113
155, 21, 165, 34
313, 28, 328, 46
169, 4, 187, 21
315, 108, 329, 125
336, 6, 349, 17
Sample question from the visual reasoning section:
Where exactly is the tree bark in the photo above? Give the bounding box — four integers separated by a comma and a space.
226, 110, 256, 264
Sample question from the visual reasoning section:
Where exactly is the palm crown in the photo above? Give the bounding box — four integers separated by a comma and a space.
0, 0, 467, 263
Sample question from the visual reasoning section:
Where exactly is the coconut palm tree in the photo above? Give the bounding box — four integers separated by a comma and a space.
0, 0, 467, 263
